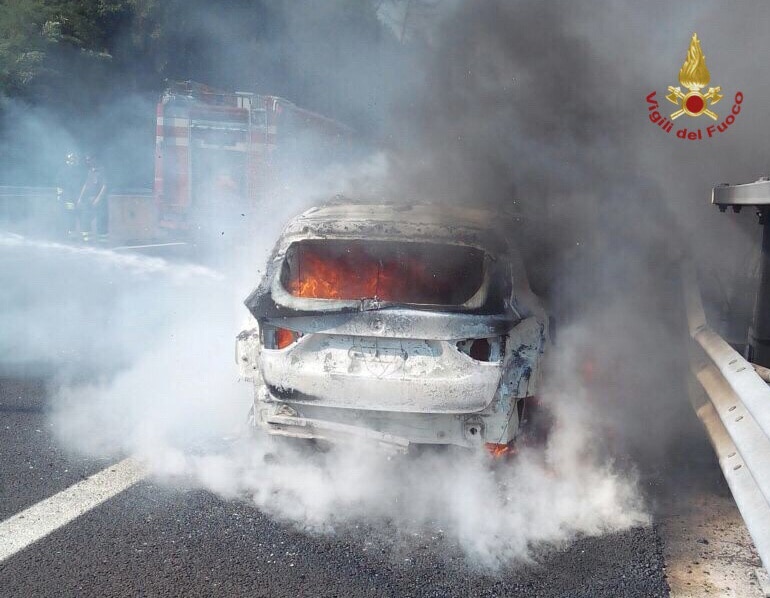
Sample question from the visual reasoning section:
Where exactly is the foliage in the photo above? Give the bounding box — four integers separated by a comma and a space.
0, 0, 401, 122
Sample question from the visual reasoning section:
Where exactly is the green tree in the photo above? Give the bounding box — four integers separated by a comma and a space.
0, 1, 120, 102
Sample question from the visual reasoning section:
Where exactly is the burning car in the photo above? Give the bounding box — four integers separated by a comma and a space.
236, 201, 549, 454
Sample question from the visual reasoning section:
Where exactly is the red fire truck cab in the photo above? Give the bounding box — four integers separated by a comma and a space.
154, 81, 354, 232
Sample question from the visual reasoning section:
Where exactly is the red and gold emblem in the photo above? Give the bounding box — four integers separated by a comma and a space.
666, 33, 723, 120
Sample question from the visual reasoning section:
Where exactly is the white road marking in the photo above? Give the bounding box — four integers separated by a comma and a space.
0, 458, 145, 563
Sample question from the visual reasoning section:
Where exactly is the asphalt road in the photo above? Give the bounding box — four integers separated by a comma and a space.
0, 378, 112, 520
0, 377, 676, 598
1, 483, 669, 598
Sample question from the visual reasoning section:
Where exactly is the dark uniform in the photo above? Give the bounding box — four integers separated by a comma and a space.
77, 160, 108, 237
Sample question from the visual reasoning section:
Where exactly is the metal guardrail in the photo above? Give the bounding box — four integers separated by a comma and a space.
685, 267, 770, 572
0, 184, 59, 206
0, 186, 62, 237
0, 186, 59, 203
0, 186, 160, 244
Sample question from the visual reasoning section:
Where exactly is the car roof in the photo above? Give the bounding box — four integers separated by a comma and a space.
294, 201, 519, 233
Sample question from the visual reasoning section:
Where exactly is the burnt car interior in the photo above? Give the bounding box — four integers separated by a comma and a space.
246, 239, 516, 320
281, 239, 485, 305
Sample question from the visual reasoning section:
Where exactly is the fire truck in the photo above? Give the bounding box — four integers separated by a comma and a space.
153, 81, 354, 235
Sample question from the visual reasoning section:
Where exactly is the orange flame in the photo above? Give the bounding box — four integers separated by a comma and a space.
288, 246, 449, 302
485, 442, 516, 459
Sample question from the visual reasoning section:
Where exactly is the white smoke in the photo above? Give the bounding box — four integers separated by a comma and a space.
0, 232, 220, 376
153, 338, 648, 567
22, 221, 647, 566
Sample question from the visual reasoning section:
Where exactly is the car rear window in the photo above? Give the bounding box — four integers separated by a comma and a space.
281, 239, 485, 305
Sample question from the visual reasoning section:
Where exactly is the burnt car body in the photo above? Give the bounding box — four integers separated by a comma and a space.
236, 202, 549, 453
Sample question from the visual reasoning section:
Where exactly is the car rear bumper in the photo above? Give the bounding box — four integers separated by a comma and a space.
264, 413, 412, 453
258, 334, 506, 413
252, 384, 521, 449
238, 316, 547, 449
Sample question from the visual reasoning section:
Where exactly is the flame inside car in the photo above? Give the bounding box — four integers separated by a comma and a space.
283, 239, 485, 305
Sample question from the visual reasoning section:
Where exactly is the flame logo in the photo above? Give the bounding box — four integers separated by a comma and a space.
678, 33, 710, 91
666, 33, 722, 120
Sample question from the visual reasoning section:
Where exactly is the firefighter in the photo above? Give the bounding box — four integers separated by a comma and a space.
57, 152, 85, 238
76, 155, 108, 240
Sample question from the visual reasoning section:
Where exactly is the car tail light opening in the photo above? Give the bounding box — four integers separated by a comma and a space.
262, 324, 303, 349
456, 336, 505, 362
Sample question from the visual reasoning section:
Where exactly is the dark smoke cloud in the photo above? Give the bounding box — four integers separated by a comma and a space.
354, 0, 770, 468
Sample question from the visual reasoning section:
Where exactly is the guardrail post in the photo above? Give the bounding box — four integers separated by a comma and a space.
713, 178, 770, 367
751, 209, 770, 366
